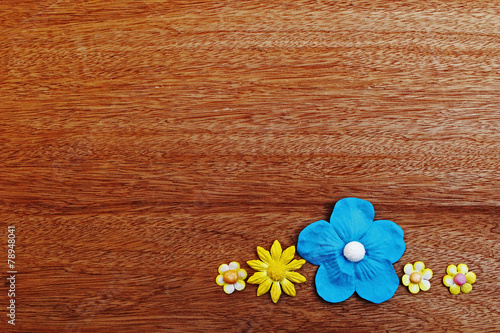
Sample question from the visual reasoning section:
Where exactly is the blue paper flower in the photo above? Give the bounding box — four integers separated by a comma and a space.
297, 198, 405, 304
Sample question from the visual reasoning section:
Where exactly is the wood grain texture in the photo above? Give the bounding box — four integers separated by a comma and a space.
1, 0, 499, 332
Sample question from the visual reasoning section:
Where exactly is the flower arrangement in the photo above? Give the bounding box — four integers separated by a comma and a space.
214, 198, 478, 303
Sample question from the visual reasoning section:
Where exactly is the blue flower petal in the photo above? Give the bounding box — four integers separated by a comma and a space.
316, 260, 355, 303
297, 220, 344, 265
360, 220, 405, 264
335, 251, 356, 275
330, 198, 374, 242
354, 257, 399, 304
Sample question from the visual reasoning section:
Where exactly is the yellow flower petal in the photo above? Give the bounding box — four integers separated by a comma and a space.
257, 246, 273, 265
218, 264, 229, 274
270, 240, 283, 261
228, 261, 240, 271
402, 274, 410, 286
280, 245, 295, 265
422, 268, 433, 280
457, 263, 468, 275
234, 280, 246, 291
466, 271, 476, 284
238, 269, 247, 279
286, 271, 306, 284
257, 278, 273, 296
409, 283, 420, 294
216, 275, 225, 286
419, 280, 431, 291
447, 265, 458, 276
281, 278, 296, 297
248, 271, 269, 285
404, 263, 414, 275
247, 259, 268, 271
450, 284, 461, 295
414, 261, 425, 273
443, 275, 454, 287
461, 283, 473, 294
285, 259, 306, 271
224, 283, 235, 294
270, 281, 281, 303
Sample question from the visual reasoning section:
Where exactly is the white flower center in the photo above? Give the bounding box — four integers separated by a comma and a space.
343, 241, 365, 262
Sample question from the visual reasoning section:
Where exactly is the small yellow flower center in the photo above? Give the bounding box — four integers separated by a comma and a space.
223, 270, 238, 284
410, 272, 422, 284
267, 263, 286, 282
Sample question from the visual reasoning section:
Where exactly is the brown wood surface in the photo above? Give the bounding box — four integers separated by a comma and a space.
1, 0, 500, 332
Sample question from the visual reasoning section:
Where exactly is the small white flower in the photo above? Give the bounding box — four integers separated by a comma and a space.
215, 261, 247, 294
402, 261, 433, 294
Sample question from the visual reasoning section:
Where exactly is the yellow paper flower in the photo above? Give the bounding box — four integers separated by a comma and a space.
443, 264, 476, 295
402, 261, 433, 294
216, 261, 247, 294
247, 240, 306, 303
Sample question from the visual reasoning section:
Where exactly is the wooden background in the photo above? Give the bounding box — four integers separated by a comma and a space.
1, 0, 499, 332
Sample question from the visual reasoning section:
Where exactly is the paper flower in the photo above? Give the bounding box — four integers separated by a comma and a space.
402, 261, 433, 293
443, 264, 476, 295
247, 240, 306, 303
297, 198, 405, 304
216, 261, 247, 294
